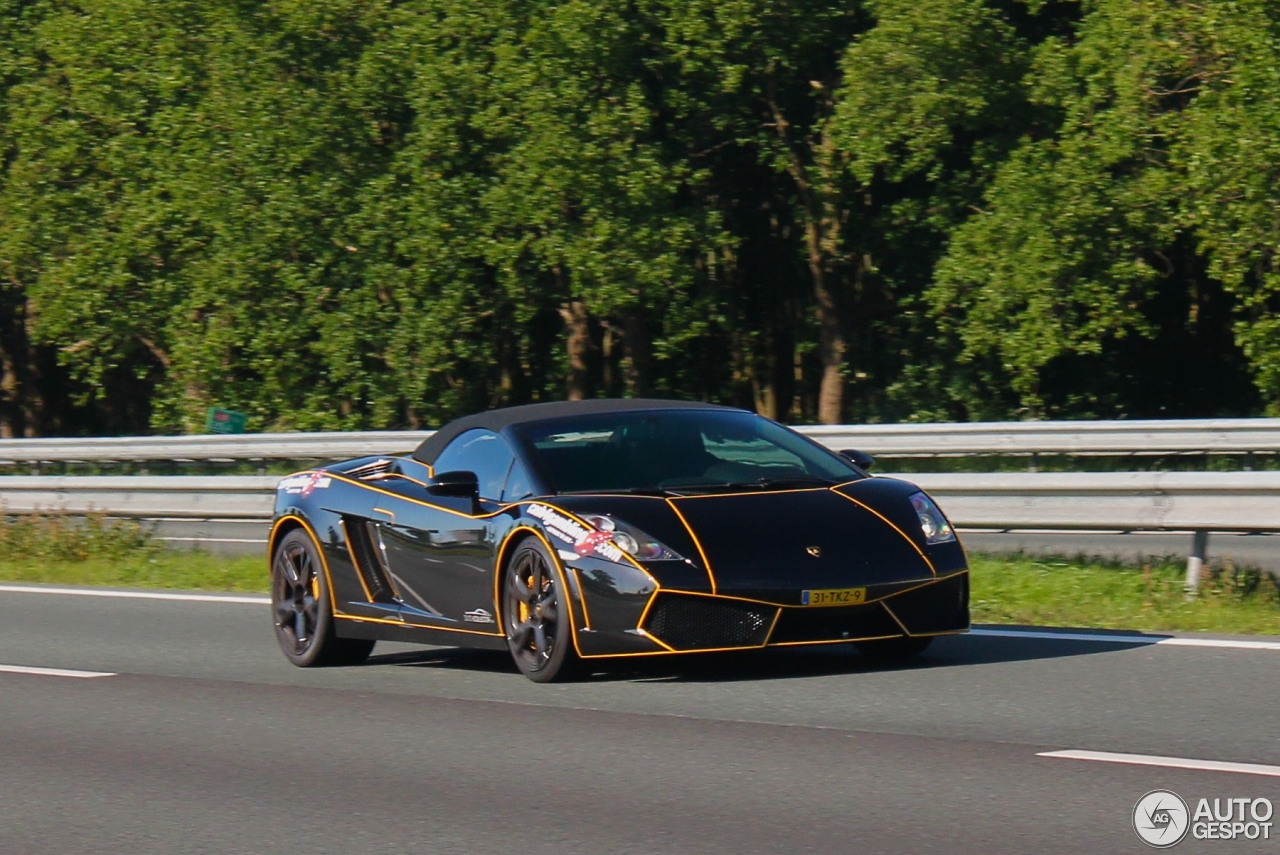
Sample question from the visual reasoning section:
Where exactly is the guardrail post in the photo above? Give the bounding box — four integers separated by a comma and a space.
1185, 530, 1209, 596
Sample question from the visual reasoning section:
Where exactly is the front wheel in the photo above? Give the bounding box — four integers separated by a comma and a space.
271, 528, 375, 667
854, 635, 932, 663
503, 538, 579, 683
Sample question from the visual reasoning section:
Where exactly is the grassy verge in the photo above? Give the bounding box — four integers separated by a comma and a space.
0, 551, 267, 592
970, 554, 1280, 635
1, 514, 1277, 634
0, 512, 267, 592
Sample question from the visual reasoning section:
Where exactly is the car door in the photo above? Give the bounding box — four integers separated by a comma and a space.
373, 429, 518, 631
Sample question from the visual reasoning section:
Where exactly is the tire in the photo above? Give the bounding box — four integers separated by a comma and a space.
271, 528, 375, 667
502, 537, 579, 683
854, 635, 932, 663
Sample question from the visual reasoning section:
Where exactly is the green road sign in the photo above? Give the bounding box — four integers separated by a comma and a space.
206, 407, 248, 434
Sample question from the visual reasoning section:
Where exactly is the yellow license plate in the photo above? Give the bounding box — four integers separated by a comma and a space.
801, 587, 866, 606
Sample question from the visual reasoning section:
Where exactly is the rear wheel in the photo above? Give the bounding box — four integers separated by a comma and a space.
503, 538, 579, 682
854, 635, 932, 663
271, 528, 375, 667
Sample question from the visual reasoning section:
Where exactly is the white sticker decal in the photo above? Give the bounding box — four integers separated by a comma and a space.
278, 472, 331, 497
527, 504, 626, 563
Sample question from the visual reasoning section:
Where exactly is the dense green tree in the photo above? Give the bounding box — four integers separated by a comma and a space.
828, 0, 1033, 421
933, 0, 1269, 417
0, 1, 398, 432
0, 0, 1275, 435
0, 0, 49, 437
346, 0, 711, 426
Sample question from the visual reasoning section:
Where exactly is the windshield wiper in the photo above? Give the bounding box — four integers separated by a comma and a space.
723, 476, 836, 490
559, 477, 834, 497
558, 486, 675, 497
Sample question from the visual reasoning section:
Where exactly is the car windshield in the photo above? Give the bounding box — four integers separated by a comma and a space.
512, 409, 861, 495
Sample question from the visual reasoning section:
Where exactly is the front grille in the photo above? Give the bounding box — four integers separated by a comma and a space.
770, 601, 903, 644
643, 594, 775, 650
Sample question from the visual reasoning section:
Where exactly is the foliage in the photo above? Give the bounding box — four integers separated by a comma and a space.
935, 0, 1276, 417
0, 0, 1275, 434
0, 509, 153, 561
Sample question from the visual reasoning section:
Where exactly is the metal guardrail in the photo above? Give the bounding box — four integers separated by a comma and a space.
0, 476, 277, 519
0, 431, 431, 465
910, 471, 1280, 533
3, 418, 1280, 464
801, 418, 1280, 457
4, 422, 1279, 589
4, 471, 1276, 532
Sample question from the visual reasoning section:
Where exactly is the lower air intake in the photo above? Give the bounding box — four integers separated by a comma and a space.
644, 594, 774, 651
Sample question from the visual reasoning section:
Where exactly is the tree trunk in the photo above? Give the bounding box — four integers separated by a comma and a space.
812, 264, 846, 425
621, 308, 651, 397
767, 91, 847, 425
559, 299, 591, 401
0, 331, 17, 439
17, 296, 45, 437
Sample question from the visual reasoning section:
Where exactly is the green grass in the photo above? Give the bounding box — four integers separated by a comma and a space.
1, 513, 1277, 634
0, 551, 267, 592
970, 554, 1280, 635
0, 511, 267, 592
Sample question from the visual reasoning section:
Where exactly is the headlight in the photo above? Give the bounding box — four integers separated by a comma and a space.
581, 514, 683, 561
909, 492, 955, 545
527, 503, 684, 564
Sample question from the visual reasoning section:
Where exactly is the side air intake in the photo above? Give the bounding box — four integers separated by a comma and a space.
344, 518, 396, 603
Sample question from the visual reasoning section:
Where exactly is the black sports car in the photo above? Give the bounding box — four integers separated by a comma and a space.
269, 400, 969, 681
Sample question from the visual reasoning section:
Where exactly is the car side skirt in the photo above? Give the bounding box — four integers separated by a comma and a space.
334, 616, 509, 650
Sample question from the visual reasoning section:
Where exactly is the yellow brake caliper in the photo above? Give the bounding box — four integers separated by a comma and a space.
517, 574, 531, 645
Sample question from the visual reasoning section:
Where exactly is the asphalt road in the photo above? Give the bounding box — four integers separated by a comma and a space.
2, 587, 1278, 854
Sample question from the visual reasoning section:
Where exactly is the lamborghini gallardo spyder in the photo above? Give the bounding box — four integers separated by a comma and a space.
269, 399, 969, 681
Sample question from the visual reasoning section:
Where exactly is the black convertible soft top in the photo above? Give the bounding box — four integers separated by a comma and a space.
412, 398, 739, 465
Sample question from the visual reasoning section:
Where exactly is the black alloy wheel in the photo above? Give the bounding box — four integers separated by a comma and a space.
853, 634, 933, 663
503, 538, 578, 682
271, 528, 375, 667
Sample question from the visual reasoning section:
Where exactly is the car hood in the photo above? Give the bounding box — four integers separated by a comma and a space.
552, 486, 934, 598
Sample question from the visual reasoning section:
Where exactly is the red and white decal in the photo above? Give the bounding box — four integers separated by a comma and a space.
278, 472, 332, 497
527, 504, 626, 563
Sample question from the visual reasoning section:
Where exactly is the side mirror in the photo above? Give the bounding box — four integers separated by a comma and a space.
839, 449, 875, 471
427, 469, 480, 498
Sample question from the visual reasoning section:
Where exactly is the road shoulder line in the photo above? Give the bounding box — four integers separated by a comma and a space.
1039, 749, 1280, 778
0, 584, 269, 605
0, 663, 116, 678
970, 627, 1280, 651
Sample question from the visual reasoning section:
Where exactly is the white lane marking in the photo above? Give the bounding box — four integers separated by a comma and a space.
0, 584, 269, 605
972, 628, 1157, 644
0, 664, 116, 679
970, 627, 1280, 651
1039, 750, 1280, 778
1158, 637, 1280, 651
